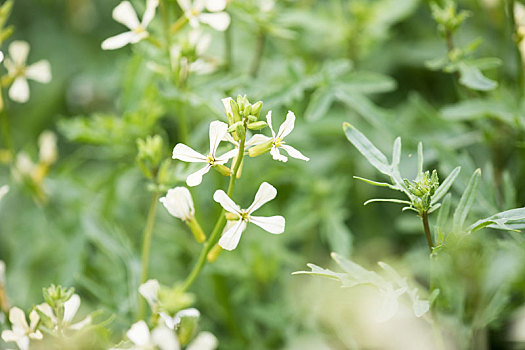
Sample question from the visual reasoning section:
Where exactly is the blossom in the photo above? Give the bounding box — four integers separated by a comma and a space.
101, 0, 159, 50
172, 121, 237, 187
159, 187, 194, 221
139, 279, 160, 310
36, 294, 91, 331
159, 308, 199, 330
124, 321, 178, 350
1, 307, 43, 350
213, 182, 285, 250
249, 111, 309, 162
4, 41, 51, 103
177, 0, 230, 31
38, 131, 58, 165
170, 30, 215, 75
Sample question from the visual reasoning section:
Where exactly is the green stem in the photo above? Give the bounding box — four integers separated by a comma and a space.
508, 0, 524, 99
421, 211, 433, 253
138, 191, 160, 319
250, 30, 266, 77
224, 17, 233, 72
181, 136, 246, 292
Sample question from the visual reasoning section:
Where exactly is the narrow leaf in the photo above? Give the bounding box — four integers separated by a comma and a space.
431, 166, 461, 205
305, 86, 335, 121
364, 198, 412, 206
353, 176, 397, 189
453, 169, 481, 232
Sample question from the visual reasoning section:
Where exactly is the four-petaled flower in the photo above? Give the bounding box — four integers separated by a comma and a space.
159, 187, 194, 221
36, 294, 92, 331
172, 121, 236, 187
260, 111, 309, 162
1, 307, 43, 350
101, 0, 159, 50
4, 41, 51, 103
121, 321, 178, 350
213, 182, 285, 251
177, 0, 231, 31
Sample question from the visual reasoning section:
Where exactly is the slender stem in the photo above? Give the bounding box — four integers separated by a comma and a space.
250, 30, 266, 77
138, 191, 160, 319
181, 135, 246, 292
508, 0, 524, 99
421, 211, 433, 253
224, 17, 233, 72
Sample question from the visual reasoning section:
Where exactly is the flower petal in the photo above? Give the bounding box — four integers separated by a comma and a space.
101, 31, 137, 50
218, 219, 246, 251
265, 111, 276, 138
280, 144, 309, 161
186, 164, 211, 187
209, 121, 228, 156
198, 12, 230, 31
249, 215, 285, 234
63, 294, 80, 323
8, 41, 29, 66
139, 279, 160, 308
245, 134, 271, 147
187, 331, 218, 350
9, 77, 29, 103
215, 149, 237, 163
177, 0, 192, 12
112, 1, 140, 29
247, 182, 277, 213
127, 321, 151, 346
270, 146, 287, 162
205, 0, 226, 12
277, 111, 295, 139
26, 60, 51, 83
160, 187, 194, 220
69, 315, 92, 330
28, 310, 39, 330
213, 190, 241, 214
172, 143, 207, 162
9, 307, 29, 330
141, 0, 159, 27
152, 326, 180, 350
1, 330, 19, 342
16, 337, 30, 350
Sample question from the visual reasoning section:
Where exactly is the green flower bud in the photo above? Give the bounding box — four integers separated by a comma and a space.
247, 121, 268, 130
234, 121, 246, 140
158, 287, 195, 314
43, 284, 75, 312
213, 163, 232, 177
136, 135, 164, 179
248, 139, 273, 157
176, 309, 200, 345
247, 115, 258, 123
186, 217, 206, 243
230, 99, 241, 123
251, 101, 263, 118
243, 104, 252, 116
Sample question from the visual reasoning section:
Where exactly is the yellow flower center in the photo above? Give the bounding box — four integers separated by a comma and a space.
206, 154, 216, 165
274, 137, 284, 148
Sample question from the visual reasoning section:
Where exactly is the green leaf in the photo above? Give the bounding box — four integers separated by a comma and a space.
458, 63, 498, 91
343, 123, 391, 176
436, 193, 452, 232
337, 91, 388, 127
453, 169, 481, 232
305, 86, 335, 121
353, 176, 397, 189
431, 166, 461, 205
468, 208, 525, 233
364, 198, 412, 206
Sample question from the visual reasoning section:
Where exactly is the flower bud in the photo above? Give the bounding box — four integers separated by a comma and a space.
186, 216, 206, 243
248, 139, 273, 157
206, 244, 222, 262
159, 187, 195, 222
176, 308, 200, 345
247, 115, 258, 123
243, 104, 252, 116
213, 163, 231, 177
247, 121, 267, 130
136, 135, 164, 179
251, 101, 263, 118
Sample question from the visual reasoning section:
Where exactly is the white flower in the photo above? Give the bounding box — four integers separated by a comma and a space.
160, 187, 194, 221
172, 121, 237, 187
36, 294, 91, 331
213, 182, 285, 251
12, 152, 35, 183
125, 321, 179, 350
0, 185, 8, 203
160, 308, 200, 330
101, 0, 159, 50
38, 130, 58, 165
1, 307, 43, 350
259, 111, 309, 162
170, 30, 215, 75
186, 331, 218, 350
4, 41, 51, 103
139, 279, 160, 310
177, 0, 230, 31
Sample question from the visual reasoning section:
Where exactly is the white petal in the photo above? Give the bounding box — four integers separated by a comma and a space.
160, 312, 179, 330
213, 190, 241, 214
280, 144, 309, 161
222, 131, 238, 146
26, 60, 51, 83
221, 97, 233, 117
249, 215, 285, 234
175, 308, 200, 319
208, 121, 228, 156
9, 307, 29, 330
205, 0, 226, 12
245, 134, 270, 147
1, 330, 20, 342
69, 315, 92, 330
186, 164, 211, 187
160, 187, 194, 220
376, 287, 404, 323
277, 111, 295, 139
9, 77, 29, 103
139, 279, 160, 308
193, 0, 206, 12
8, 41, 29, 66
29, 330, 43, 340
152, 326, 180, 350
218, 220, 246, 251
63, 294, 80, 323
247, 182, 277, 213
177, 0, 192, 12
16, 337, 30, 350
28, 310, 39, 330
0, 51, 4, 63
142, 0, 159, 27
36, 303, 55, 321
198, 12, 230, 31
265, 111, 275, 138
270, 146, 288, 162
172, 143, 207, 162
127, 321, 151, 346
112, 1, 140, 29
215, 149, 237, 163
187, 331, 218, 350
101, 31, 137, 50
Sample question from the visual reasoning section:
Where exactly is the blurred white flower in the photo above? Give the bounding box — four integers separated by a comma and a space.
4, 41, 51, 103
170, 30, 215, 75
1, 307, 43, 350
160, 308, 199, 330
256, 111, 309, 162
101, 0, 159, 50
0, 185, 8, 203
37, 294, 91, 331
38, 130, 58, 165
0, 51, 4, 63
12, 152, 36, 183
172, 121, 237, 186
186, 331, 218, 350
139, 279, 160, 310
177, 0, 230, 31
160, 187, 194, 221
213, 182, 285, 251
125, 321, 179, 350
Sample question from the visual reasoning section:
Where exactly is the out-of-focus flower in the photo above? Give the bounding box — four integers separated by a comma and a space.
124, 321, 179, 350
38, 131, 58, 165
177, 0, 230, 31
186, 331, 218, 350
1, 307, 43, 350
160, 187, 194, 222
172, 121, 237, 187
248, 111, 309, 162
139, 279, 160, 310
170, 30, 215, 76
12, 152, 36, 183
213, 182, 285, 251
101, 0, 159, 50
37, 294, 91, 331
4, 41, 51, 103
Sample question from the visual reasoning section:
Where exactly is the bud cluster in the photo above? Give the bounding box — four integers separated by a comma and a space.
404, 170, 439, 214
222, 95, 265, 141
